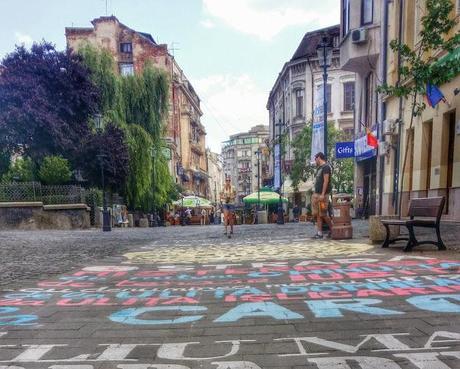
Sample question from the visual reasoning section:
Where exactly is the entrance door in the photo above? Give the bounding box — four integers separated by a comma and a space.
363, 157, 377, 218
446, 112, 455, 214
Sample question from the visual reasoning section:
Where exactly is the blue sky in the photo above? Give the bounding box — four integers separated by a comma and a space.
0, 0, 339, 152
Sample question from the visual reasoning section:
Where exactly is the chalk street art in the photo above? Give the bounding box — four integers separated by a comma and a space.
0, 252, 459, 368
0, 257, 458, 324
123, 240, 375, 264
0, 330, 459, 368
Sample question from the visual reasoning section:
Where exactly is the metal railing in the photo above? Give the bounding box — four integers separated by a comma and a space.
0, 182, 84, 204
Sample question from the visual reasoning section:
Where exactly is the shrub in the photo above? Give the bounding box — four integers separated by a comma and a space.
1, 157, 34, 182
38, 156, 71, 185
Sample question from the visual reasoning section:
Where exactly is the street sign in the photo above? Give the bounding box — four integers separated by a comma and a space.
335, 142, 355, 159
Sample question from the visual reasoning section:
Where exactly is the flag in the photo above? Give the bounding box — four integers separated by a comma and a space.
426, 83, 446, 107
366, 128, 378, 149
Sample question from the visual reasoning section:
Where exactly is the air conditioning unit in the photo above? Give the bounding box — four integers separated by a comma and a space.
351, 28, 367, 44
382, 119, 396, 136
378, 141, 391, 156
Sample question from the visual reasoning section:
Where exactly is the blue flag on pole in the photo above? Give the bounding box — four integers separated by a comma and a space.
426, 83, 446, 107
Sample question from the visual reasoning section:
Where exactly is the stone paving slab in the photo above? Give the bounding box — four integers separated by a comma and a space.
0, 223, 459, 368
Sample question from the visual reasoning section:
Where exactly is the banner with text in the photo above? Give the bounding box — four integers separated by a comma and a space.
311, 85, 325, 163
274, 144, 280, 190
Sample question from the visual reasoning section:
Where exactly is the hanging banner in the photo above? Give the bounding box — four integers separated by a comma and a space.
311, 85, 325, 163
354, 127, 378, 161
274, 144, 280, 190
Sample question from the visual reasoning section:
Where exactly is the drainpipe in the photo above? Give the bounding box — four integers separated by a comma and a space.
379, 0, 390, 215
393, 0, 404, 214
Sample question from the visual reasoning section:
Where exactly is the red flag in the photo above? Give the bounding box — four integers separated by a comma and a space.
366, 128, 378, 149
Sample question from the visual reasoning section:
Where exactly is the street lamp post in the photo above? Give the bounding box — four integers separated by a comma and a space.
275, 119, 284, 225
150, 147, 158, 227
95, 114, 111, 232
317, 36, 333, 160
254, 148, 261, 224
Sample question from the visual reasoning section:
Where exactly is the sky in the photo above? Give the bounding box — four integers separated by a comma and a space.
0, 0, 340, 152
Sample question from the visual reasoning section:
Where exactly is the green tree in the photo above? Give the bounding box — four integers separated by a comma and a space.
290, 123, 354, 193
38, 155, 72, 185
378, 0, 460, 215
79, 45, 173, 211
1, 157, 35, 182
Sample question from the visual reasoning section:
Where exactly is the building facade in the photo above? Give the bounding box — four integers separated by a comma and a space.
340, 0, 383, 217
222, 125, 269, 206
206, 150, 224, 205
65, 16, 208, 198
381, 0, 460, 220
267, 25, 355, 209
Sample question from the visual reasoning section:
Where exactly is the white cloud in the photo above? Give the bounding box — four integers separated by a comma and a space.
14, 32, 33, 47
192, 74, 268, 153
202, 0, 339, 41
200, 19, 216, 29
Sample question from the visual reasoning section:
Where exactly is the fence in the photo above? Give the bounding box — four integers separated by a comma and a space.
0, 182, 85, 204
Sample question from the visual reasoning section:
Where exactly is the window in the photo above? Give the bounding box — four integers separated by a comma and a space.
342, 0, 350, 35
120, 42, 133, 53
343, 82, 355, 111
120, 63, 134, 76
295, 89, 304, 117
361, 0, 373, 25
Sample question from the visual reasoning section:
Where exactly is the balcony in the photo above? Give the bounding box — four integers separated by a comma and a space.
340, 25, 380, 73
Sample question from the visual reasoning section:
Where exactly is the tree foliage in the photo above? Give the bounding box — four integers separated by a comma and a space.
79, 45, 172, 210
290, 123, 354, 193
80, 123, 130, 191
1, 157, 35, 183
0, 42, 99, 163
38, 155, 72, 185
378, 0, 460, 116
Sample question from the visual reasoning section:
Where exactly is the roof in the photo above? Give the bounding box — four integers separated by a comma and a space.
290, 24, 340, 61
138, 32, 157, 45
67, 16, 158, 47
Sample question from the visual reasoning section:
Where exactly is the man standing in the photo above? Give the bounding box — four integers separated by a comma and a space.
220, 177, 236, 238
311, 152, 333, 239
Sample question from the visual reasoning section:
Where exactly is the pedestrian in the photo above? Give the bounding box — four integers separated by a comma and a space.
215, 207, 221, 225
293, 203, 300, 222
209, 210, 215, 225
220, 176, 236, 238
185, 208, 192, 225
311, 152, 334, 239
200, 208, 207, 226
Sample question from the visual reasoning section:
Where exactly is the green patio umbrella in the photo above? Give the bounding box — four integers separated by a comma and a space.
173, 195, 213, 208
243, 187, 288, 205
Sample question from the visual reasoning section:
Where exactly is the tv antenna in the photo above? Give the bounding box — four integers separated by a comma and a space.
170, 42, 180, 57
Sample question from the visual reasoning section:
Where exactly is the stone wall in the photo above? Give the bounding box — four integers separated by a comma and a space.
0, 202, 90, 230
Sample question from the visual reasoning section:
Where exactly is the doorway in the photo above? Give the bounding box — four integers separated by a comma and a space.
445, 111, 455, 214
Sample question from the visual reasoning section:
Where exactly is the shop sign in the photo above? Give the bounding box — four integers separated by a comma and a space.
335, 142, 354, 159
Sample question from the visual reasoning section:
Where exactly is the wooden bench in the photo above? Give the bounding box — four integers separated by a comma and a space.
381, 196, 446, 252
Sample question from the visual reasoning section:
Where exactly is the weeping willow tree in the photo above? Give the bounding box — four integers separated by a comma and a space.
79, 45, 172, 211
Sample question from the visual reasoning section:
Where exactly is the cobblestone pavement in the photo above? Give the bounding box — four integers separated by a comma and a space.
0, 221, 459, 368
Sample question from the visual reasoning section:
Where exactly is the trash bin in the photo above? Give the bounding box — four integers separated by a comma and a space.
331, 194, 353, 239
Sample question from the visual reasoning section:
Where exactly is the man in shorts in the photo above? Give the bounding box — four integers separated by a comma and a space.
311, 152, 333, 239
220, 177, 236, 238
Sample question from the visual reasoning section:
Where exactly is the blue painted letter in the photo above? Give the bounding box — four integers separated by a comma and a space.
214, 302, 303, 322
109, 306, 207, 325
305, 298, 404, 318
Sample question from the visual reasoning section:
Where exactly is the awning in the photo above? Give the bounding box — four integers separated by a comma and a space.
283, 176, 313, 195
